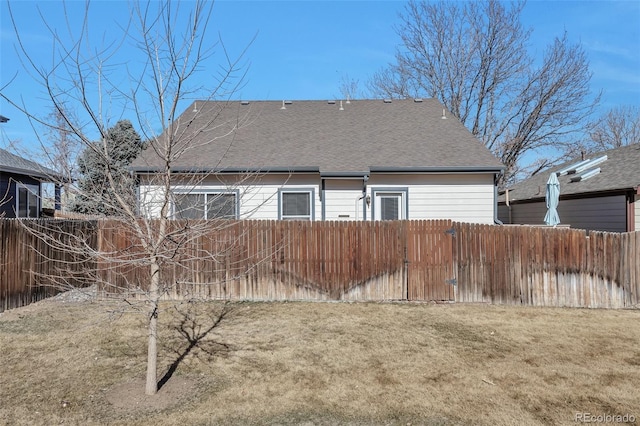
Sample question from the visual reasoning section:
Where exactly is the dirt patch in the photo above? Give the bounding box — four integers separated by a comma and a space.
105, 376, 200, 413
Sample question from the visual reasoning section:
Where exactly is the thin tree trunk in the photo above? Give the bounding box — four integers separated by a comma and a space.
145, 261, 160, 395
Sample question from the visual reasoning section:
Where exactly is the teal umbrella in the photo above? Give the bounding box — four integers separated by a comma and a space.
544, 173, 560, 226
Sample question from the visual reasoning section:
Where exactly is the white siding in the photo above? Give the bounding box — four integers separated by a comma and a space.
505, 195, 627, 232
236, 174, 321, 220
138, 172, 497, 224
323, 179, 364, 220
366, 173, 496, 224
139, 174, 321, 220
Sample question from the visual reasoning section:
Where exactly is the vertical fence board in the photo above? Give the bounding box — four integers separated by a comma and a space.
405, 220, 454, 302
452, 224, 638, 309
2, 219, 639, 310
0, 219, 97, 312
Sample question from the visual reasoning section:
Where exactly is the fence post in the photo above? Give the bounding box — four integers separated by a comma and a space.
402, 220, 410, 301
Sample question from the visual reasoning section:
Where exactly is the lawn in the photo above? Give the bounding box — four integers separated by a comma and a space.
0, 292, 639, 425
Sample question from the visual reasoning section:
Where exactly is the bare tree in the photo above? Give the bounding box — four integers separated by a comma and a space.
588, 105, 640, 151
41, 105, 82, 211
337, 73, 361, 102
1, 0, 255, 395
42, 106, 80, 182
369, 0, 599, 184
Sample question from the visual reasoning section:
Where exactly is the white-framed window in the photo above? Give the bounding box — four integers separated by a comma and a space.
16, 183, 39, 218
172, 191, 238, 219
278, 188, 315, 220
372, 188, 408, 221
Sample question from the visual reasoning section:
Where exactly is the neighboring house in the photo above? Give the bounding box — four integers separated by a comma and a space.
132, 99, 504, 223
498, 143, 640, 232
0, 147, 60, 218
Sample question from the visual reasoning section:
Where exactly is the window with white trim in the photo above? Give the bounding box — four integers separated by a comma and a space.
279, 189, 314, 220
173, 191, 238, 219
16, 183, 39, 218
372, 189, 407, 221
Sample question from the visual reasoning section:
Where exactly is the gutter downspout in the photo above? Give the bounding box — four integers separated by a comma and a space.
321, 178, 326, 221
355, 174, 369, 221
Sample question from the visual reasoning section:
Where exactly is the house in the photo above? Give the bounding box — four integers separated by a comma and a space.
0, 147, 61, 218
498, 143, 640, 232
132, 99, 504, 222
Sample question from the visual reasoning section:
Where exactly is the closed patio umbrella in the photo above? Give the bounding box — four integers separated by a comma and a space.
543, 172, 560, 226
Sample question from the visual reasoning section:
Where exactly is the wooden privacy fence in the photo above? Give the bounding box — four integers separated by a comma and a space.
93, 219, 639, 308
1, 218, 639, 311
96, 220, 453, 301
0, 219, 97, 312
455, 224, 639, 308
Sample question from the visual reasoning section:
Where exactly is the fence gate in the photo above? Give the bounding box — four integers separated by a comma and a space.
406, 220, 456, 301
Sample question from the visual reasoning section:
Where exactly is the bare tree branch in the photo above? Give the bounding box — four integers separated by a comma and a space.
588, 105, 640, 151
1, 0, 257, 397
369, 0, 599, 184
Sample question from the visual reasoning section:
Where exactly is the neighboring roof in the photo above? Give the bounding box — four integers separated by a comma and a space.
500, 143, 640, 203
0, 147, 59, 180
132, 99, 503, 174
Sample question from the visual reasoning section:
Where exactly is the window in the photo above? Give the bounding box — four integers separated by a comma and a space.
372, 188, 408, 221
16, 184, 39, 218
380, 195, 400, 220
279, 189, 314, 220
207, 193, 237, 218
173, 191, 238, 219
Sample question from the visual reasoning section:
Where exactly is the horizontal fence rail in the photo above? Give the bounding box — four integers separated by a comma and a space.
1, 218, 638, 311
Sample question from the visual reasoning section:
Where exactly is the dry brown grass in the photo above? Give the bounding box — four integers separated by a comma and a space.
0, 296, 639, 425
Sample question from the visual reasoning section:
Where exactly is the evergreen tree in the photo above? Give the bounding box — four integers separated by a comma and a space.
73, 120, 143, 215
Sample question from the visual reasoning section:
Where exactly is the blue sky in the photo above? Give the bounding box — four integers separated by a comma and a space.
1, 0, 639, 149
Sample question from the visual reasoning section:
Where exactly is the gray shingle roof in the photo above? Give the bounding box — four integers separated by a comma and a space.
132, 99, 503, 174
0, 147, 59, 179
500, 143, 640, 202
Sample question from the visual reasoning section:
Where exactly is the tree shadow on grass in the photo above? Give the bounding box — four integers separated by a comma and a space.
158, 301, 233, 391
